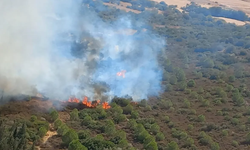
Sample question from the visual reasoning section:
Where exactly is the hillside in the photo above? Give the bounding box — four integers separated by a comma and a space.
1, 0, 250, 150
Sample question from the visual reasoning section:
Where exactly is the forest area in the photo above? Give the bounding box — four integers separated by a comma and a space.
1, 0, 250, 149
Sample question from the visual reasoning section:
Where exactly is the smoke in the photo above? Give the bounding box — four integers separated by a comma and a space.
0, 0, 165, 102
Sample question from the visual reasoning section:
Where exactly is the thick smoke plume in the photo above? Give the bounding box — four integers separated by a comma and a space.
0, 0, 164, 102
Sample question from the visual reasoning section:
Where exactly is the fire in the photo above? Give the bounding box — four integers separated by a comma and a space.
82, 96, 88, 105
102, 102, 111, 109
117, 70, 126, 78
67, 96, 110, 109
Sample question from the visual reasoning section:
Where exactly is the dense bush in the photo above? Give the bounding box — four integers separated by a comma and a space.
187, 80, 196, 87
78, 130, 91, 140
156, 132, 165, 141
54, 119, 62, 129
70, 109, 79, 121
81, 136, 115, 149
62, 129, 79, 146
57, 124, 69, 136
166, 141, 179, 150
131, 110, 139, 119
123, 104, 133, 114
68, 140, 87, 150
49, 109, 59, 122
38, 126, 47, 138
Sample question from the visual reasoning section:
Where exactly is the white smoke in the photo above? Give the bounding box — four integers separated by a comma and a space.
0, 0, 165, 102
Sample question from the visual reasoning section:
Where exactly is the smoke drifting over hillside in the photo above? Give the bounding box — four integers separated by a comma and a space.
0, 0, 164, 101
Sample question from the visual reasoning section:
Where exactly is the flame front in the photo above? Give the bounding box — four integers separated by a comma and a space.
67, 96, 110, 109
102, 102, 111, 109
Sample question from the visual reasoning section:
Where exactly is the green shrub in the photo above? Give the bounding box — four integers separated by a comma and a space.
139, 99, 147, 107
131, 110, 139, 119
185, 89, 191, 94
169, 75, 177, 85
57, 124, 69, 136
205, 92, 211, 98
183, 99, 191, 108
246, 107, 250, 115
38, 126, 47, 138
127, 119, 137, 130
103, 120, 116, 136
245, 132, 250, 143
112, 97, 131, 107
216, 111, 223, 116
113, 113, 126, 124
68, 140, 87, 150
123, 104, 133, 114
199, 132, 212, 145
221, 130, 228, 136
177, 81, 187, 91
82, 136, 115, 149
197, 88, 204, 94
166, 141, 179, 150
49, 109, 59, 122
150, 123, 160, 135
30, 115, 37, 122
143, 135, 154, 145
179, 131, 188, 140
54, 119, 62, 129
184, 137, 194, 147
231, 118, 239, 125
168, 121, 175, 128
187, 124, 194, 131
137, 130, 150, 143
169, 107, 175, 112
234, 113, 242, 118
160, 100, 173, 109
195, 72, 203, 79
187, 80, 196, 87
70, 109, 79, 121
237, 124, 246, 131
226, 84, 234, 92
247, 117, 250, 124
189, 109, 196, 115
210, 142, 220, 150
62, 129, 79, 146
224, 115, 230, 121
232, 140, 238, 147
197, 115, 205, 122
110, 130, 126, 145
229, 75, 235, 82
81, 115, 93, 126
118, 139, 129, 147
144, 141, 158, 150
201, 99, 210, 107
163, 116, 170, 123
78, 130, 90, 140
110, 105, 123, 114
135, 124, 146, 135
156, 132, 165, 141
96, 108, 107, 119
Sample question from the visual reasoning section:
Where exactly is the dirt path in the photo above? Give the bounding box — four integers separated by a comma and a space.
35, 124, 57, 150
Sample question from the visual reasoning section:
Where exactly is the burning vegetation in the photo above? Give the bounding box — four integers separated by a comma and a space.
67, 96, 110, 109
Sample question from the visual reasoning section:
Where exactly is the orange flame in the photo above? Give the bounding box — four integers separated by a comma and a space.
82, 96, 88, 105
117, 70, 126, 78
66, 96, 110, 109
102, 102, 111, 109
